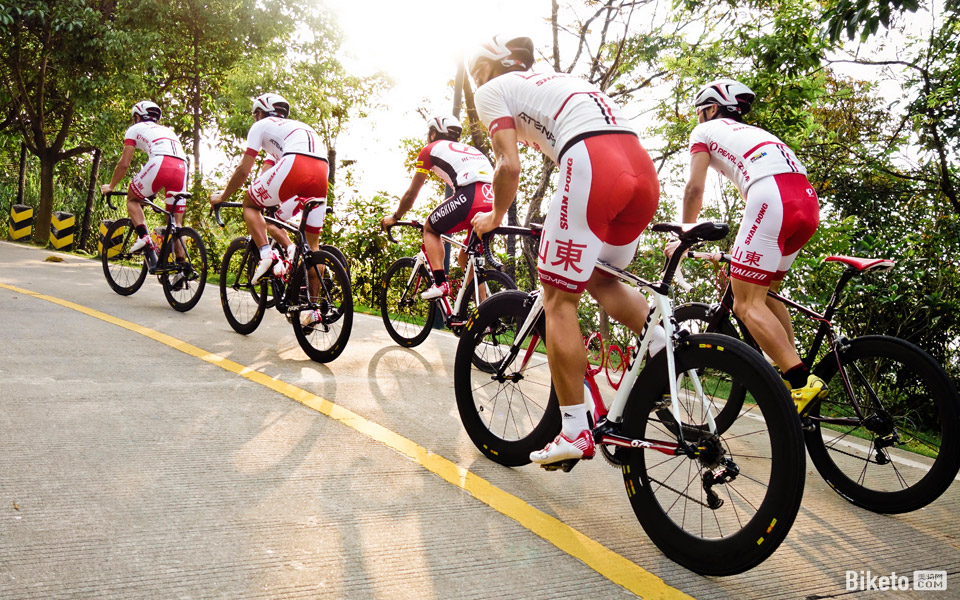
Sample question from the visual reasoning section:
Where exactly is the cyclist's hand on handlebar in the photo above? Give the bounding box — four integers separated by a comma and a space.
209, 190, 225, 207
380, 214, 398, 232
471, 211, 500, 237
100, 184, 113, 195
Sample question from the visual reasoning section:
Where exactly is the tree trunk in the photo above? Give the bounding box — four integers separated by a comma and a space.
506, 202, 518, 281
17, 143, 27, 204
34, 152, 56, 245
599, 308, 610, 341
192, 78, 202, 183
78, 148, 102, 251
327, 146, 337, 187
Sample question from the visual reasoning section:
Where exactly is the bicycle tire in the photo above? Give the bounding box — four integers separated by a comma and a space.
620, 333, 805, 576
674, 302, 747, 432
807, 335, 960, 513
101, 218, 148, 296
320, 244, 350, 276
160, 227, 207, 312
219, 237, 268, 334
290, 249, 354, 363
454, 290, 560, 467
380, 256, 436, 347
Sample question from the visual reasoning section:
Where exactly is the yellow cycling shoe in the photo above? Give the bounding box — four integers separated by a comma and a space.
791, 374, 828, 416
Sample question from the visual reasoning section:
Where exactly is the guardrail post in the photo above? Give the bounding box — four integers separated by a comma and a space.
9, 204, 34, 241
49, 211, 76, 251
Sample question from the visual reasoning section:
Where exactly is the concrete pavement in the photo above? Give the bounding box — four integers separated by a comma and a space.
1, 239, 959, 599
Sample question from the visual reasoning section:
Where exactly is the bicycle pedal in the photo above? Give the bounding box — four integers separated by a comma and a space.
800, 416, 816, 432
540, 459, 579, 473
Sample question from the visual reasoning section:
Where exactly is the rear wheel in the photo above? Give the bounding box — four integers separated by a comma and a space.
320, 244, 350, 276
620, 333, 805, 576
807, 335, 960, 513
219, 237, 267, 334
101, 218, 149, 296
380, 256, 436, 347
291, 249, 354, 363
160, 227, 207, 312
454, 290, 560, 466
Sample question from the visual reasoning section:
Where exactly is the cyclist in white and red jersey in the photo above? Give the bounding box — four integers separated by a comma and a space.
675, 78, 826, 413
209, 93, 329, 284
381, 115, 495, 299
468, 34, 660, 467
101, 101, 188, 265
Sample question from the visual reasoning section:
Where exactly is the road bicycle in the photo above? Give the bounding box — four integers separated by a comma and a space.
380, 221, 539, 349
454, 222, 806, 576
214, 200, 353, 363
100, 191, 208, 312
674, 250, 960, 514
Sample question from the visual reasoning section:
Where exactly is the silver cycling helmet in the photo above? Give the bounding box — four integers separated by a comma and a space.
131, 100, 161, 122
427, 115, 462, 140
251, 93, 290, 118
693, 79, 755, 116
466, 34, 535, 76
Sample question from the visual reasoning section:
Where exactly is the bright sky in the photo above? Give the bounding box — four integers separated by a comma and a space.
328, 0, 551, 197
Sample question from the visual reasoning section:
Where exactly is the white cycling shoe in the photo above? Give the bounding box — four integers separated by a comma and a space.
253, 250, 279, 282
530, 430, 595, 465
130, 235, 151, 253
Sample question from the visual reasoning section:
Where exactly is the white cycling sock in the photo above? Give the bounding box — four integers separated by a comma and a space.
286, 244, 296, 260
560, 403, 589, 439
259, 244, 273, 259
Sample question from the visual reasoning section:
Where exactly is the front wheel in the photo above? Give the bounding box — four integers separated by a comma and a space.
454, 290, 560, 467
380, 256, 436, 347
807, 335, 960, 513
101, 218, 148, 296
620, 333, 805, 576
219, 237, 267, 334
674, 302, 747, 432
291, 249, 354, 363
160, 227, 207, 312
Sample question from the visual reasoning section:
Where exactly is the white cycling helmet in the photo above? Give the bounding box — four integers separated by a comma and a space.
252, 93, 290, 118
131, 101, 161, 122
466, 34, 535, 76
693, 79, 755, 116
427, 115, 462, 139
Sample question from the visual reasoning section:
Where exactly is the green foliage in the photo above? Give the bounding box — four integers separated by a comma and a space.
821, 0, 920, 42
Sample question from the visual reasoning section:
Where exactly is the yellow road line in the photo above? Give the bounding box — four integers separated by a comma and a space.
0, 281, 692, 600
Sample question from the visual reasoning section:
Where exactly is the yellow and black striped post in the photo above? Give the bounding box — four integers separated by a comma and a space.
49, 211, 75, 251
9, 204, 33, 241
97, 220, 124, 258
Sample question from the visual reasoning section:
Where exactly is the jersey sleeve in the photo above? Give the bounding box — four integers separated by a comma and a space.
415, 143, 436, 175
689, 123, 710, 155
244, 120, 265, 158
474, 80, 515, 136
123, 124, 139, 147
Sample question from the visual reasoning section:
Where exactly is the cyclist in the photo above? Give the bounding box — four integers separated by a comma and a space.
673, 79, 825, 413
101, 101, 188, 272
468, 35, 660, 467
380, 115, 495, 300
209, 93, 328, 283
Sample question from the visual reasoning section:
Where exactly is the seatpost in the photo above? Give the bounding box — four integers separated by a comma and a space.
821, 266, 858, 323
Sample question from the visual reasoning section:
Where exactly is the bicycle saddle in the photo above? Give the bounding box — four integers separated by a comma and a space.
825, 255, 896, 272
652, 221, 729, 243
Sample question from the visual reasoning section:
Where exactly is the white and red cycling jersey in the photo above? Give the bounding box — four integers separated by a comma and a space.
244, 117, 326, 162
474, 70, 634, 163
123, 121, 186, 159
415, 140, 493, 188
475, 70, 658, 293
688, 118, 806, 196
124, 122, 187, 207
690, 119, 819, 285
244, 118, 328, 227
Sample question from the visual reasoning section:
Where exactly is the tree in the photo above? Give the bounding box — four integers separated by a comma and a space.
0, 0, 136, 243
132, 0, 293, 181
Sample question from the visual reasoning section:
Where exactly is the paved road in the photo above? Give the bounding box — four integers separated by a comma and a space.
1, 240, 958, 599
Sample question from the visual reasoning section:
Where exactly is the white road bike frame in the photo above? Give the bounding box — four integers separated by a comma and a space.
404, 232, 492, 323
502, 260, 718, 443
